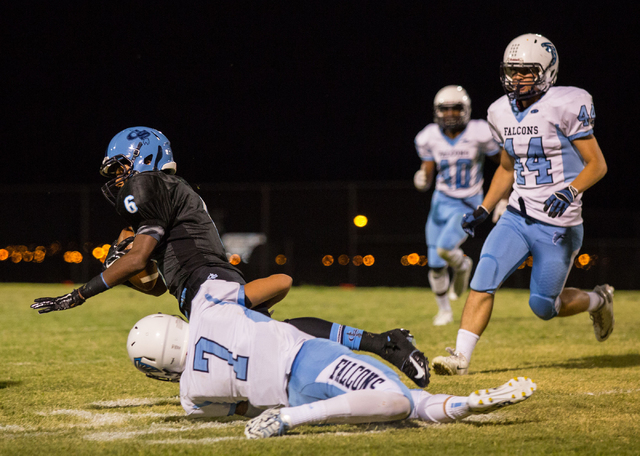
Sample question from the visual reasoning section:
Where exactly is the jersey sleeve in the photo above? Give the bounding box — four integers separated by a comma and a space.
486, 105, 504, 147
558, 88, 595, 141
115, 173, 172, 241
414, 125, 434, 161
474, 120, 501, 156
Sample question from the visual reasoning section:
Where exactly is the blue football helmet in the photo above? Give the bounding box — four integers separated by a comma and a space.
100, 127, 177, 205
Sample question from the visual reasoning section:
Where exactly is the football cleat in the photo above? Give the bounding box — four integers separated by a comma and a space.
468, 377, 537, 413
245, 408, 291, 439
433, 310, 454, 326
379, 329, 430, 388
590, 284, 615, 342
449, 256, 473, 301
432, 347, 469, 376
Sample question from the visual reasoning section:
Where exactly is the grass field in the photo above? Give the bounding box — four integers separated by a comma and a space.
2, 283, 640, 455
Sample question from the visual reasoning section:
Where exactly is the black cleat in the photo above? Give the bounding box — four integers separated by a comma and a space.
379, 329, 430, 388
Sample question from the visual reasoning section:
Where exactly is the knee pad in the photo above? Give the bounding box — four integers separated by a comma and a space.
528, 294, 558, 320
436, 247, 464, 269
428, 268, 449, 295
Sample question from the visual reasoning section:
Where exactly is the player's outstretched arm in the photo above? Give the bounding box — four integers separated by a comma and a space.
30, 234, 158, 314
482, 149, 515, 212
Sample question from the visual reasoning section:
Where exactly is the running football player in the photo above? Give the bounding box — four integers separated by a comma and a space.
414, 85, 503, 326
432, 34, 614, 376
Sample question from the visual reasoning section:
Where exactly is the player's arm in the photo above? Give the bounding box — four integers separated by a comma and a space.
413, 161, 436, 192
30, 234, 159, 314
244, 274, 292, 310
567, 135, 607, 192
482, 149, 515, 212
462, 149, 514, 236
543, 135, 607, 218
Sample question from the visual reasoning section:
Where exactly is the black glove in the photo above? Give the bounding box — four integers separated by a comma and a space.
103, 236, 135, 270
462, 205, 490, 237
31, 289, 85, 314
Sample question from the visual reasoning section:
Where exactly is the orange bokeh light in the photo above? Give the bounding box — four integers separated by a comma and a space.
322, 255, 334, 266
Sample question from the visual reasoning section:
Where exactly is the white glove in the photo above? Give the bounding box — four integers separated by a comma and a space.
414, 169, 430, 192
492, 198, 509, 223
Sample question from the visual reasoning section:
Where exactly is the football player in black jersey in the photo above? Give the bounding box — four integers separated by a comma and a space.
31, 126, 429, 388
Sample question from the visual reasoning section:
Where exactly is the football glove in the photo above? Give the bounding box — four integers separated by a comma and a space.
413, 169, 430, 192
31, 289, 85, 314
103, 236, 135, 270
543, 185, 578, 218
462, 205, 489, 237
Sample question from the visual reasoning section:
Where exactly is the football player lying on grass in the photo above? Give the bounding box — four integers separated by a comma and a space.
127, 282, 537, 439
30, 126, 429, 388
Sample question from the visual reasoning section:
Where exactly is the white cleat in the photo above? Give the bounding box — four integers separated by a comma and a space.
433, 310, 454, 326
590, 284, 615, 342
432, 347, 469, 375
449, 256, 473, 301
245, 408, 291, 439
468, 377, 537, 413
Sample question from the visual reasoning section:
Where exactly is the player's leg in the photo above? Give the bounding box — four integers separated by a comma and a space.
425, 193, 454, 324
245, 339, 413, 438
433, 211, 530, 375
428, 267, 453, 325
436, 194, 482, 301
284, 318, 429, 388
528, 223, 614, 341
409, 377, 537, 423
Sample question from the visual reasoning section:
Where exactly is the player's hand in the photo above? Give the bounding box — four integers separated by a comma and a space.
30, 289, 85, 314
543, 185, 578, 218
462, 205, 489, 237
103, 236, 135, 270
413, 169, 430, 192
492, 198, 509, 223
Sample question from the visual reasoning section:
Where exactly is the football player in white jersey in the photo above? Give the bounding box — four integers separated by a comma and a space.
414, 85, 502, 326
432, 34, 614, 376
126, 279, 537, 439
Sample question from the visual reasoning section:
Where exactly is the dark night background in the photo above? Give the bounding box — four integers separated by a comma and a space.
1, 2, 638, 286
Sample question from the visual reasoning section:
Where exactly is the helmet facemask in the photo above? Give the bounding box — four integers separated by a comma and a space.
434, 103, 468, 131
500, 63, 545, 101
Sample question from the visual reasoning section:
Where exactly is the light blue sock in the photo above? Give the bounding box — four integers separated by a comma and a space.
329, 323, 363, 350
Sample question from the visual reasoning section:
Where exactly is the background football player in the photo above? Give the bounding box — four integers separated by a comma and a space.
126, 282, 537, 439
30, 127, 428, 387
413, 85, 504, 326
432, 34, 614, 375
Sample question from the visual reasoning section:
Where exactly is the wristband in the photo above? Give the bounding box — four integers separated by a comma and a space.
78, 273, 111, 300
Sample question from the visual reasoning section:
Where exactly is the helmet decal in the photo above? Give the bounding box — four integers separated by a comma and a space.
126, 129, 152, 142
541, 42, 557, 67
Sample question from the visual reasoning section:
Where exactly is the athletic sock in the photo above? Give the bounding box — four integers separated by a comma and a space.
410, 390, 471, 423
435, 293, 452, 313
455, 329, 480, 362
587, 291, 605, 312
330, 323, 364, 350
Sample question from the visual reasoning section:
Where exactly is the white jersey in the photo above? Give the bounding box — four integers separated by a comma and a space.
180, 280, 312, 416
415, 119, 500, 199
487, 86, 595, 226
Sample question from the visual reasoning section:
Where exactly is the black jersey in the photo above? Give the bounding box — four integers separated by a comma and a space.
114, 172, 244, 309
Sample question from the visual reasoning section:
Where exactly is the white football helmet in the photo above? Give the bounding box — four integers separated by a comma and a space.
500, 33, 558, 101
433, 85, 471, 130
127, 313, 189, 382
